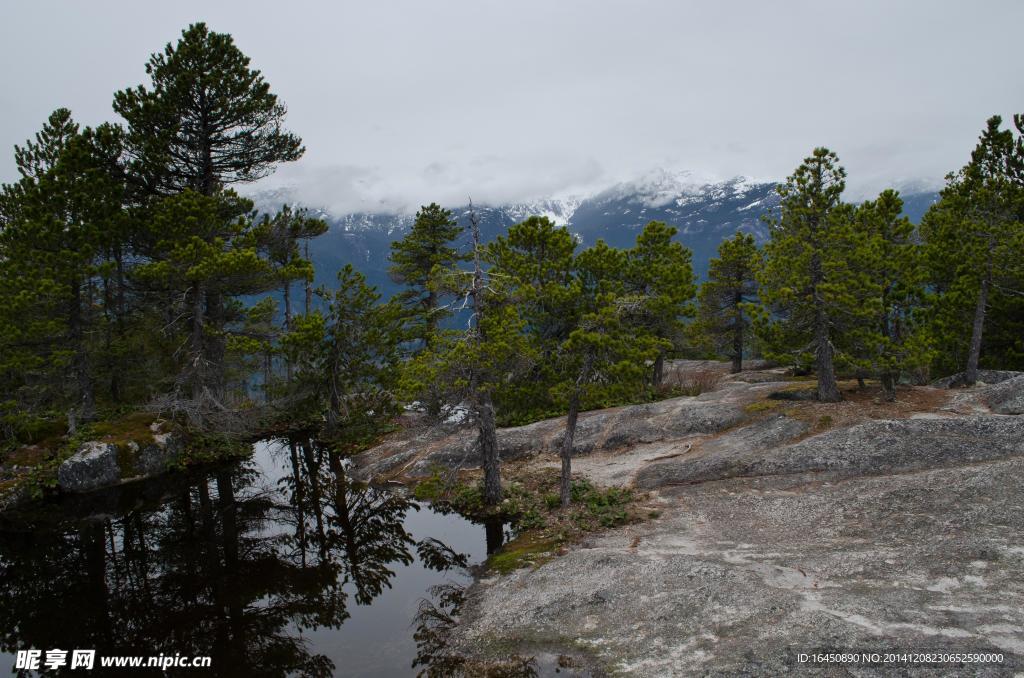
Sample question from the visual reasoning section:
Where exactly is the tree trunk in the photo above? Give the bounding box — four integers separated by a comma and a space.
283, 281, 292, 329
205, 288, 226, 399
964, 267, 991, 387
283, 281, 293, 384
652, 353, 665, 387
560, 390, 580, 507
811, 251, 841, 402
424, 291, 437, 349
69, 279, 96, 422
478, 392, 502, 506
814, 308, 841, 402
730, 290, 744, 373
467, 204, 502, 506
304, 242, 313, 315
731, 323, 743, 374
190, 282, 206, 401
881, 371, 897, 402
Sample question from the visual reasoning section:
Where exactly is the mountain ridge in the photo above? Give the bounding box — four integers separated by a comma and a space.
248, 175, 938, 297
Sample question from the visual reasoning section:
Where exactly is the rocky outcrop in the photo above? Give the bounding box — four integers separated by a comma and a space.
56, 428, 185, 494
932, 369, 1023, 388
637, 415, 1023, 489
981, 374, 1024, 415
450, 453, 1024, 676
351, 381, 777, 481
424, 368, 1024, 675
56, 442, 121, 493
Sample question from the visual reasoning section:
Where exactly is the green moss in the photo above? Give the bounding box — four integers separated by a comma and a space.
487, 534, 561, 574
744, 400, 782, 414
88, 412, 159, 447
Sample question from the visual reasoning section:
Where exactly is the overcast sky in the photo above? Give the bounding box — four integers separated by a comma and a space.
2, 1, 1022, 213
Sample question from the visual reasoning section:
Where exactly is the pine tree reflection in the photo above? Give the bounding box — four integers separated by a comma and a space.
0, 437, 466, 677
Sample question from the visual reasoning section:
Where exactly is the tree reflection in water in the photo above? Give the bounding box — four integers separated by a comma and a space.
0, 438, 472, 677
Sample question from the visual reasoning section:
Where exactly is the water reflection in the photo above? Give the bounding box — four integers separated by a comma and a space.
0, 438, 476, 677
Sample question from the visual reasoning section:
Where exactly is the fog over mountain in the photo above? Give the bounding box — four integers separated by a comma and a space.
250, 171, 938, 298
3, 1, 1021, 210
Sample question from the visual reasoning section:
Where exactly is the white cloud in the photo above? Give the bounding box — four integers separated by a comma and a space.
2, 0, 1021, 208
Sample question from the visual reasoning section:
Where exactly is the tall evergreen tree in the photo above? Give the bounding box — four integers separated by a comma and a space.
115, 22, 306, 403
620, 221, 696, 386
486, 216, 578, 419
114, 22, 303, 197
402, 207, 536, 506
550, 248, 659, 507
757, 148, 873, 402
695, 232, 762, 373
0, 110, 127, 430
921, 116, 1024, 384
134, 190, 275, 404
849, 190, 930, 400
388, 203, 464, 348
284, 266, 404, 444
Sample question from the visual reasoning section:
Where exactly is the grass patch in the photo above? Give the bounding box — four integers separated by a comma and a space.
88, 411, 159, 447
411, 469, 646, 574
486, 533, 562, 574
744, 400, 782, 414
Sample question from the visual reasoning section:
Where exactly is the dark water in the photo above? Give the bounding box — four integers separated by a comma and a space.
0, 439, 505, 676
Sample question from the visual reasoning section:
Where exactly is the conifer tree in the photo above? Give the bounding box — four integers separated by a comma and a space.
486, 216, 578, 418
256, 205, 327, 330
850, 190, 930, 400
115, 22, 306, 403
921, 116, 1024, 384
401, 207, 536, 506
284, 265, 404, 443
620, 221, 696, 386
253, 205, 327, 385
757, 148, 873, 402
388, 203, 464, 348
114, 22, 303, 197
695, 232, 762, 373
135, 190, 276, 403
550, 246, 660, 507
0, 110, 127, 429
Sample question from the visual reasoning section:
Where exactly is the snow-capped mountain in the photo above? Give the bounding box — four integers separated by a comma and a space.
248, 175, 937, 298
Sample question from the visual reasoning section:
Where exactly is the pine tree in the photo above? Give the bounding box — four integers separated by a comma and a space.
695, 232, 762, 373
284, 266, 403, 443
256, 205, 327, 330
115, 22, 306, 403
850, 190, 931, 400
401, 206, 536, 506
134, 190, 276, 403
388, 203, 465, 348
0, 110, 127, 430
550, 248, 659, 507
757, 148, 873, 402
921, 116, 1024, 384
253, 205, 327, 386
486, 216, 578, 419
620, 221, 696, 386
114, 22, 303, 197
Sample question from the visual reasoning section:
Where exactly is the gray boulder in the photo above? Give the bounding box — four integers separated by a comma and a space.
932, 369, 1023, 388
133, 431, 185, 476
57, 442, 121, 493
982, 374, 1024, 415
